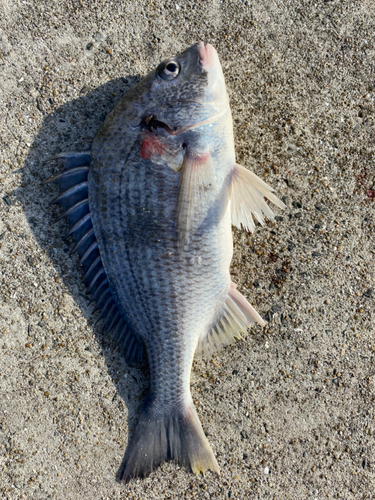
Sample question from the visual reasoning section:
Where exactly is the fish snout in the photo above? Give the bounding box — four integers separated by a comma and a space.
197, 41, 217, 68
196, 41, 228, 108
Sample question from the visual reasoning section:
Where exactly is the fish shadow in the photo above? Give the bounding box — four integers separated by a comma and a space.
14, 75, 148, 483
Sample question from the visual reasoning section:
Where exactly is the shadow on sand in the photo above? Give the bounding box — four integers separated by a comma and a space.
15, 74, 148, 483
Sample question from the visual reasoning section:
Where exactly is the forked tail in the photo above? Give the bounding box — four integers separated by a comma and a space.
120, 398, 219, 482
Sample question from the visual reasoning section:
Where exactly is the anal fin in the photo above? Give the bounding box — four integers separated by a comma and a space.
196, 282, 265, 358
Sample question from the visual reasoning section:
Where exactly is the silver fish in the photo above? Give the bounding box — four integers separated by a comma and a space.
46, 42, 285, 481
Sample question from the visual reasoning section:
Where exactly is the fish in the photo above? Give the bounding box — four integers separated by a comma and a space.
45, 41, 285, 482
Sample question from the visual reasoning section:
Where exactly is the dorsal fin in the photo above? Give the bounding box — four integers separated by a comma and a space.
45, 151, 144, 364
196, 282, 265, 358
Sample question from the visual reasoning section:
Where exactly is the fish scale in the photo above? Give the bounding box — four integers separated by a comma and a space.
46, 41, 285, 482
96, 151, 223, 337
99, 159, 224, 376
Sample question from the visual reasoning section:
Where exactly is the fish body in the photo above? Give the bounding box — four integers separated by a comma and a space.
46, 42, 284, 481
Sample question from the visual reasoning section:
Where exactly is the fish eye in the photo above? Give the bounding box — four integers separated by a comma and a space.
159, 60, 180, 81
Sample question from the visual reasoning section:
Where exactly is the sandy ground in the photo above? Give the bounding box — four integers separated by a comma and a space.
0, 0, 374, 499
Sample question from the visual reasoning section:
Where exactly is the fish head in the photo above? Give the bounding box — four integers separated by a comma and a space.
141, 41, 229, 134
93, 42, 230, 171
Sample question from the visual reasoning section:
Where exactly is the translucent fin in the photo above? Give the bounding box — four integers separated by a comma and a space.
231, 163, 285, 232
177, 152, 214, 247
44, 150, 144, 364
120, 397, 219, 483
196, 282, 266, 358
229, 282, 265, 325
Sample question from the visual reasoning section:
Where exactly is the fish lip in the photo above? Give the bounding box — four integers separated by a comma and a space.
197, 41, 212, 67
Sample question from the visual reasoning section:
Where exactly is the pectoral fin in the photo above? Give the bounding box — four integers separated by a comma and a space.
230, 163, 285, 232
177, 151, 214, 247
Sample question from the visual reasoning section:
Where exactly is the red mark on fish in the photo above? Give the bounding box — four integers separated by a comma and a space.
141, 135, 166, 160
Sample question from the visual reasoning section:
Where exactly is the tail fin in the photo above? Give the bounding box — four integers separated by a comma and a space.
120, 399, 219, 482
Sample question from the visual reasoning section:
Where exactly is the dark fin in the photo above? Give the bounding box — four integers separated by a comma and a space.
83, 256, 101, 283
93, 283, 110, 310
196, 282, 266, 358
54, 199, 89, 224
80, 241, 99, 265
94, 297, 113, 325
87, 268, 106, 293
100, 303, 116, 331
103, 311, 120, 336
111, 317, 126, 342
120, 399, 220, 482
72, 228, 95, 255
51, 182, 88, 207
42, 166, 89, 186
123, 336, 137, 364
44, 150, 144, 364
67, 212, 91, 238
44, 151, 91, 169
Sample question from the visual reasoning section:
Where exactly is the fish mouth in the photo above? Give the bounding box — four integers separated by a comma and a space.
197, 41, 214, 67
